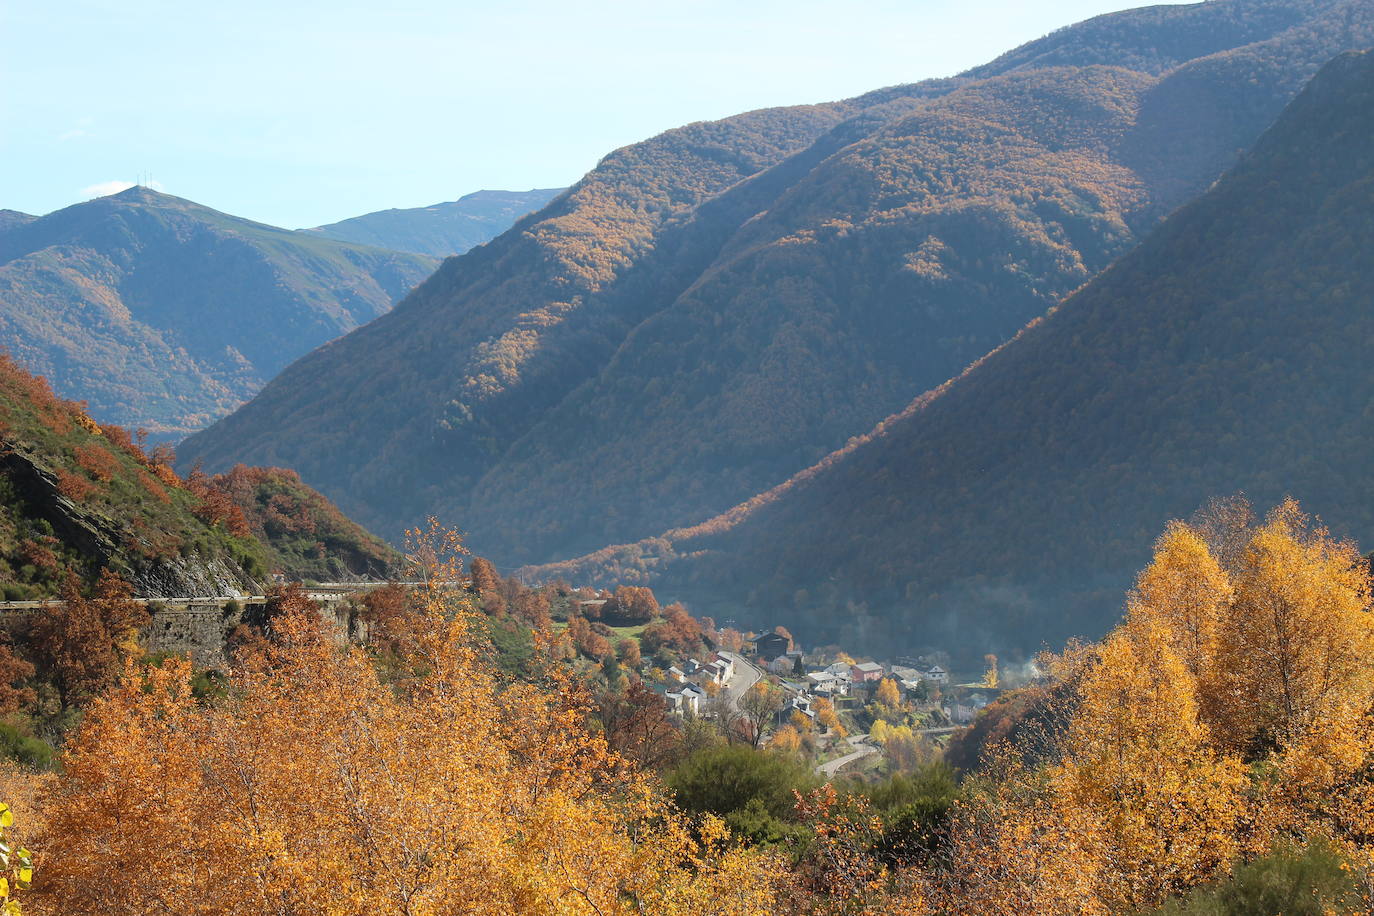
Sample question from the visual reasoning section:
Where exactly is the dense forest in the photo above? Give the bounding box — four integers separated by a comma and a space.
531, 46, 1374, 658
0, 187, 437, 436
181, 0, 1374, 568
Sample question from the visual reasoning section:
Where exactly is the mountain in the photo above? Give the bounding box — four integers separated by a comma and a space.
303, 188, 566, 257
0, 211, 35, 233
535, 49, 1374, 659
0, 188, 438, 437
180, 0, 1374, 564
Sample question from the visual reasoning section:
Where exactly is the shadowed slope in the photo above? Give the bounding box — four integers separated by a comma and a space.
538, 49, 1374, 657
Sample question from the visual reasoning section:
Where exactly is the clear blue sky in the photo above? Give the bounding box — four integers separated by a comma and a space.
2, 0, 1189, 229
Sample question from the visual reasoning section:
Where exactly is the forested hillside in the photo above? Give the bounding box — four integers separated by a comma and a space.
0, 350, 399, 597
0, 352, 264, 598
540, 49, 1374, 657
0, 188, 437, 436
303, 188, 565, 256
208, 465, 400, 582
182, 0, 1374, 565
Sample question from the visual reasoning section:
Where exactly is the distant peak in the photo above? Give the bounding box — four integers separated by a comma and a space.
114, 185, 170, 201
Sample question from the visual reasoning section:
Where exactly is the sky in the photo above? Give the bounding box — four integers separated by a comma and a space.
2, 0, 1192, 229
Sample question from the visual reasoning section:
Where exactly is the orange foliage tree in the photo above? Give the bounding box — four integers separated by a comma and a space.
33, 524, 781, 915
30, 571, 147, 710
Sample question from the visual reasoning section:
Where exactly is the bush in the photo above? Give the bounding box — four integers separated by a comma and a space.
669, 744, 815, 829
1150, 840, 1365, 915
0, 723, 53, 770
856, 763, 961, 866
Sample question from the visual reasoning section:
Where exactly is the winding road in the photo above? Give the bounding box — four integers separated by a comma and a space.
719, 651, 764, 709
816, 733, 878, 778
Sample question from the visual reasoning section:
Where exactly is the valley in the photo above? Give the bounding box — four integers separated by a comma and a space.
5, 1, 1374, 912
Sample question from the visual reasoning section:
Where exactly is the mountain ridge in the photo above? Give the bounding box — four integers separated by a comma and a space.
302, 188, 566, 257
0, 187, 438, 436
531, 48, 1374, 658
180, 0, 1374, 567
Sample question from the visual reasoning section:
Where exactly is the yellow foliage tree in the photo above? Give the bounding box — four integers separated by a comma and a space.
875, 677, 901, 710
980, 655, 998, 689
34, 523, 781, 916
815, 698, 846, 738
1049, 616, 1247, 909
1126, 521, 1232, 681
1208, 499, 1374, 753
771, 725, 802, 755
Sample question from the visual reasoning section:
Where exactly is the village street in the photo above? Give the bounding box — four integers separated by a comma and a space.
816, 734, 878, 778
719, 651, 763, 710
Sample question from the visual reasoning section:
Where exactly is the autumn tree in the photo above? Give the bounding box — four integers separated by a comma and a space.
875, 677, 902, 711
568, 615, 612, 661
467, 555, 507, 617
183, 469, 251, 538
1047, 616, 1247, 910
510, 587, 552, 629
739, 682, 785, 749
35, 524, 782, 915
595, 678, 682, 771
770, 724, 802, 755
1208, 499, 1374, 754
30, 570, 147, 709
1126, 520, 1232, 681
355, 581, 412, 650
640, 604, 703, 655
0, 641, 35, 720
616, 637, 641, 668
981, 655, 998, 689
601, 586, 659, 626
816, 698, 846, 738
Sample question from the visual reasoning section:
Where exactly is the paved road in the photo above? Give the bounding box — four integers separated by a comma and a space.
720, 651, 763, 709
816, 733, 878, 778
0, 581, 397, 612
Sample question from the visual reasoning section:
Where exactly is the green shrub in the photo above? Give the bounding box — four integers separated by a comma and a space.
670, 744, 815, 826
1150, 840, 1365, 915
0, 723, 53, 769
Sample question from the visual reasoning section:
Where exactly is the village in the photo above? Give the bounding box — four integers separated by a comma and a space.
650, 626, 1004, 778
477, 576, 1008, 780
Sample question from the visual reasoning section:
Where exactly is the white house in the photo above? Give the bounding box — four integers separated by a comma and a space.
713, 653, 736, 681
919, 664, 949, 684
666, 681, 706, 717
806, 671, 850, 697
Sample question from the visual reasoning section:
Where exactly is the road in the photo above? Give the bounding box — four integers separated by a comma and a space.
816, 733, 878, 778
719, 651, 763, 710
0, 581, 399, 613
